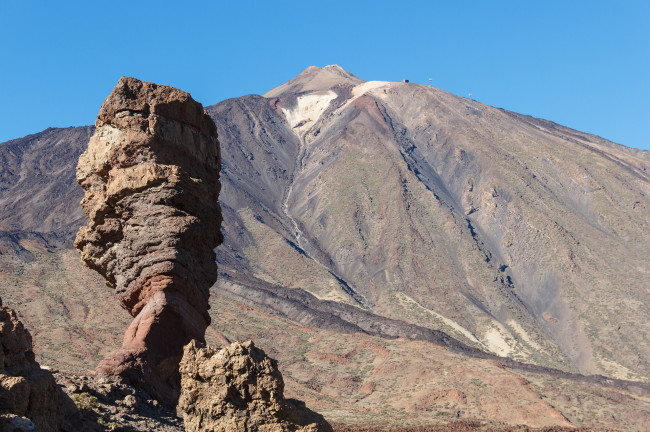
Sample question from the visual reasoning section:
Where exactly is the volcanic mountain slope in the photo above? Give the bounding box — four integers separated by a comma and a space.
0, 127, 93, 254
2, 247, 650, 431
210, 65, 650, 380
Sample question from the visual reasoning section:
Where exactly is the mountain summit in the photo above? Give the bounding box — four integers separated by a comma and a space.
264, 64, 364, 98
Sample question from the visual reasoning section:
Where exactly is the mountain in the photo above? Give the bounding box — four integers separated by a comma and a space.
211, 64, 650, 379
1, 66, 649, 429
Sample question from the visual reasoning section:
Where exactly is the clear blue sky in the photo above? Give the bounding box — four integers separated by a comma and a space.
1, 1, 649, 150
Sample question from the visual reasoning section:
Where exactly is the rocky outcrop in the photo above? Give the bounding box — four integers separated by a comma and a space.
74, 77, 222, 406
0, 297, 59, 431
179, 340, 333, 432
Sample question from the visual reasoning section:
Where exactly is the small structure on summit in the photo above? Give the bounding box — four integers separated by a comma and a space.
75, 76, 223, 406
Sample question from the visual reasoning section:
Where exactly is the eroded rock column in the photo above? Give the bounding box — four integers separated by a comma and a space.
75, 77, 222, 406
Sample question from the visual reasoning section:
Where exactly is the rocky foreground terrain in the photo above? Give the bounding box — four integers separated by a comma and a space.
3, 287, 648, 430
1, 66, 649, 430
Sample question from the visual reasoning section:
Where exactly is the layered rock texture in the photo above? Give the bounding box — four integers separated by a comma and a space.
74, 77, 222, 405
0, 297, 59, 431
179, 340, 333, 432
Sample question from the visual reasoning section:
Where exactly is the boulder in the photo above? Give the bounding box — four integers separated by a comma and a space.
179, 340, 333, 432
0, 298, 60, 431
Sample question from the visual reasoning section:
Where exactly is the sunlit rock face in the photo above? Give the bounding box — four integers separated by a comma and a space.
75, 76, 222, 406
179, 340, 333, 432
0, 297, 60, 432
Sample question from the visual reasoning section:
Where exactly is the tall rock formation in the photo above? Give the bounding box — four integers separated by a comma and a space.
0, 297, 60, 431
179, 340, 333, 432
74, 77, 222, 406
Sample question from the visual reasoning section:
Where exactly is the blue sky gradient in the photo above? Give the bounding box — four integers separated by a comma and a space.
1, 1, 648, 150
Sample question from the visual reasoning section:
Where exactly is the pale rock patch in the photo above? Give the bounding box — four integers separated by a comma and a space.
482, 325, 514, 357
282, 91, 337, 136
394, 292, 483, 346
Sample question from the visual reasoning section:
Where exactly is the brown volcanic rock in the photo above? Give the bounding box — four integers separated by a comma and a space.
74, 77, 222, 406
0, 297, 59, 431
179, 340, 333, 432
